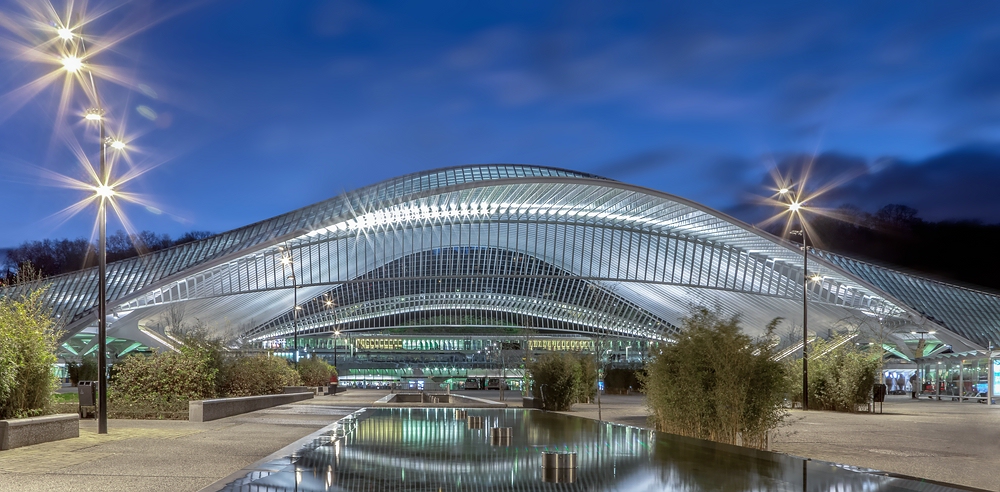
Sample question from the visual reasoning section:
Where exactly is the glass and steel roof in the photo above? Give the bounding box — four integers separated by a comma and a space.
818, 251, 1000, 350
0, 164, 990, 355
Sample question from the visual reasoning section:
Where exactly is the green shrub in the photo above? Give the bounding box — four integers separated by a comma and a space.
576, 355, 597, 403
789, 339, 880, 412
529, 353, 583, 411
643, 307, 787, 449
0, 289, 59, 419
176, 325, 227, 395
220, 355, 300, 397
108, 350, 216, 419
297, 356, 335, 387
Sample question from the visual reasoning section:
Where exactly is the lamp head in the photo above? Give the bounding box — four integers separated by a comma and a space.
57, 27, 74, 40
94, 184, 115, 198
84, 108, 104, 121
788, 201, 801, 212
61, 55, 82, 73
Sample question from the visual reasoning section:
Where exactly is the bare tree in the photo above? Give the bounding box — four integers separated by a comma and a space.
160, 304, 186, 337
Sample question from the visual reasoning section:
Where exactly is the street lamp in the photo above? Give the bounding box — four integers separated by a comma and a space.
83, 105, 111, 434
333, 330, 341, 368
325, 296, 340, 369
786, 198, 813, 411
280, 250, 300, 369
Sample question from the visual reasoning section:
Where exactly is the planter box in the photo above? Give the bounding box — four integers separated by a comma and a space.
0, 414, 79, 450
189, 392, 314, 422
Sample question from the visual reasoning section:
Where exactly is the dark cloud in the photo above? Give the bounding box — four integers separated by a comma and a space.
730, 147, 1000, 225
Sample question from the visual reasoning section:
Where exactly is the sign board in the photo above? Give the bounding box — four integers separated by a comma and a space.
993, 359, 1000, 397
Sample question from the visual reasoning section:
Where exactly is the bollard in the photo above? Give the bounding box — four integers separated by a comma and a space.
466, 415, 483, 429
490, 427, 512, 446
541, 452, 577, 483
542, 467, 577, 483
454, 409, 467, 420
490, 427, 512, 439
541, 451, 577, 468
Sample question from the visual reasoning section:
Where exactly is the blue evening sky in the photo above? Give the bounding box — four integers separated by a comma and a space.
2, 0, 1000, 247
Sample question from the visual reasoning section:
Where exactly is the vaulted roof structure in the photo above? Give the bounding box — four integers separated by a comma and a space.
3, 164, 995, 358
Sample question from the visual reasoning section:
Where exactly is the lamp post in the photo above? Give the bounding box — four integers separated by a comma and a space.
87, 106, 110, 434
784, 191, 811, 410
333, 330, 340, 368
73, 31, 119, 435
325, 296, 339, 369
48, 16, 128, 436
280, 251, 299, 369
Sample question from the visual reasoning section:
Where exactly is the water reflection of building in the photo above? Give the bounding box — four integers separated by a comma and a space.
294, 408, 655, 490
226, 408, 955, 492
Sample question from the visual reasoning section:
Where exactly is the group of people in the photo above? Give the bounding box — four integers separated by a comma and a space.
884, 372, 921, 398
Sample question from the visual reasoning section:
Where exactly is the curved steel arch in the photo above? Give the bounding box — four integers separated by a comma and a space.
113, 178, 914, 340
1, 164, 990, 353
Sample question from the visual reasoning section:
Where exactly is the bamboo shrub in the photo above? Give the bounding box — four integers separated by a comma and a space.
0, 288, 59, 419
642, 308, 788, 449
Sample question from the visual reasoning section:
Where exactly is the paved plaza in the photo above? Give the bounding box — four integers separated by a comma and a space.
1, 390, 998, 491
555, 393, 1000, 492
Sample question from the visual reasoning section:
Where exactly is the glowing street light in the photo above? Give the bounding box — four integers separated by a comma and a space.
779, 187, 790, 195
109, 140, 125, 150
61, 55, 83, 73
94, 184, 114, 198
57, 27, 74, 40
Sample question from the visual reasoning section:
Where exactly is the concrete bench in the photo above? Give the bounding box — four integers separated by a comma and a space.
189, 392, 314, 422
0, 414, 79, 450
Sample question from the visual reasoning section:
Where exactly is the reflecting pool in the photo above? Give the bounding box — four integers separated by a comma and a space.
218, 408, 974, 491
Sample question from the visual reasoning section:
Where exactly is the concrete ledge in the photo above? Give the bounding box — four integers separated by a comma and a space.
282, 386, 315, 395
189, 393, 314, 422
0, 413, 79, 450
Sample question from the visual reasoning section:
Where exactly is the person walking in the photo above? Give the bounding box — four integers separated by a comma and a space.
909, 373, 918, 399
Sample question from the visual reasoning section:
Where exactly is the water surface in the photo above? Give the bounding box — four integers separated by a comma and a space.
218, 408, 976, 491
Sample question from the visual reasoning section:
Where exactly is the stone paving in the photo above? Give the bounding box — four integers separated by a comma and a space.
0, 391, 382, 492
2, 390, 999, 491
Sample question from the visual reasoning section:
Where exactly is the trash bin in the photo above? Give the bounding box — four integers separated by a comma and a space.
78, 381, 97, 419
871, 383, 887, 414
873, 383, 887, 403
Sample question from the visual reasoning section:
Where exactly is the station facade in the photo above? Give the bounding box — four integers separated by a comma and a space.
2, 164, 998, 396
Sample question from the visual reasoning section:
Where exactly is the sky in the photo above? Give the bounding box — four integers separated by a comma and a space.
2, 0, 1000, 248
